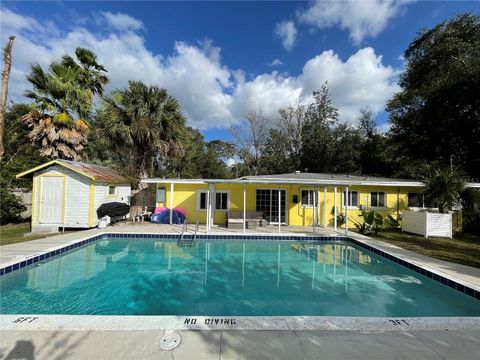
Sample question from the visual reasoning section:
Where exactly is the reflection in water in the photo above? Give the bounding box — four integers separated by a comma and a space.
242, 242, 245, 287
1, 238, 480, 317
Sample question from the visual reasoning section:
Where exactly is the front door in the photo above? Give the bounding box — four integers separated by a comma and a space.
256, 189, 286, 224
40, 176, 64, 224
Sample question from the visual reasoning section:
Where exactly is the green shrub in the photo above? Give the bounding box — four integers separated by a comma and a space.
0, 188, 27, 225
350, 209, 401, 234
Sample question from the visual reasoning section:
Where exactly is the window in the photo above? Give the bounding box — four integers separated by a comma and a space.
256, 189, 286, 223
371, 192, 385, 207
424, 197, 437, 208
343, 190, 358, 207
408, 192, 437, 208
199, 192, 207, 210
301, 190, 318, 207
408, 192, 422, 208
108, 186, 116, 196
156, 188, 166, 202
197, 191, 229, 211
215, 192, 228, 210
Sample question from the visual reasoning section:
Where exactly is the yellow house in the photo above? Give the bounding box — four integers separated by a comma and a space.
143, 172, 433, 233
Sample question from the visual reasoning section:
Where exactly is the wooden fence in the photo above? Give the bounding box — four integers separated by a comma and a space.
130, 189, 156, 210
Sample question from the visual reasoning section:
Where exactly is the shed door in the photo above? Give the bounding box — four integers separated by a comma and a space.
40, 177, 64, 224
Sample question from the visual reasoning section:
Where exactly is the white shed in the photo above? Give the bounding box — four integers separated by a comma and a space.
16, 160, 131, 233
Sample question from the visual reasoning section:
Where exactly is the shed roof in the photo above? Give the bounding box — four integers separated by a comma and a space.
16, 160, 130, 183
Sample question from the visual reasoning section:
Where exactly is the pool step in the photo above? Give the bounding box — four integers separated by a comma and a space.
177, 236, 195, 247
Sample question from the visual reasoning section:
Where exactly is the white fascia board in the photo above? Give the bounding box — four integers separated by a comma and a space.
141, 179, 207, 184
208, 178, 425, 187
357, 181, 424, 187
142, 178, 425, 187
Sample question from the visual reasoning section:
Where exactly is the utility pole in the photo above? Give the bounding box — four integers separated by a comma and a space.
0, 35, 15, 161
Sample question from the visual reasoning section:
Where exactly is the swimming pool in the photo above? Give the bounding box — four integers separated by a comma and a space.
1, 235, 479, 317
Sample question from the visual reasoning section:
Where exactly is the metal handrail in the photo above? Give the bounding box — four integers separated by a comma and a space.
194, 220, 199, 241
180, 219, 188, 240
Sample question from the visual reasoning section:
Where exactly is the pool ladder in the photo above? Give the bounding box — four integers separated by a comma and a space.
178, 220, 198, 247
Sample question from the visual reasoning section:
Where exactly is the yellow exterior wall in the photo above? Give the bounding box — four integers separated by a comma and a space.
157, 182, 416, 228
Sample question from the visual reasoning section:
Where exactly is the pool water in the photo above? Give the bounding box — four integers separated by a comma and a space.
1, 238, 479, 316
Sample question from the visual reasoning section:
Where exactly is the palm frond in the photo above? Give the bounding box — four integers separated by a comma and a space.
53, 112, 75, 125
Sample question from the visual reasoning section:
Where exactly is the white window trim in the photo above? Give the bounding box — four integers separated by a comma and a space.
300, 189, 318, 208
196, 190, 230, 212
342, 190, 359, 209
196, 190, 207, 211
215, 191, 230, 212
370, 191, 386, 209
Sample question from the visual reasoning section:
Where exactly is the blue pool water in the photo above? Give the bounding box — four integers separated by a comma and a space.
1, 237, 479, 316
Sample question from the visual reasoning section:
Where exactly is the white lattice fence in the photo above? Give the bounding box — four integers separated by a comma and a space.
402, 211, 452, 238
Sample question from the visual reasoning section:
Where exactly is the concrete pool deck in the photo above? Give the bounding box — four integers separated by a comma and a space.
1, 329, 480, 360
1, 224, 480, 359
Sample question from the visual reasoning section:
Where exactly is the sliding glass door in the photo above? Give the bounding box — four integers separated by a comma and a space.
256, 189, 286, 224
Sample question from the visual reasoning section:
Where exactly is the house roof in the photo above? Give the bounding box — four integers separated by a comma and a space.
16, 160, 130, 183
142, 172, 426, 187
239, 173, 425, 186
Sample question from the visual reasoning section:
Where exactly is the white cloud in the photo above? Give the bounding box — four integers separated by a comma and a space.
274, 20, 297, 51
0, 8, 40, 31
299, 47, 400, 120
1, 8, 399, 131
99, 11, 144, 31
298, 0, 411, 44
269, 58, 284, 66
231, 72, 303, 121
377, 121, 391, 134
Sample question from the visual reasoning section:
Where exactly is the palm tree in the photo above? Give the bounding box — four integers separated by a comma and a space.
61, 48, 108, 108
419, 162, 480, 214
21, 48, 108, 160
99, 81, 187, 187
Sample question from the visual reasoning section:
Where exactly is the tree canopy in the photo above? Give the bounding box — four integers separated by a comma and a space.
387, 13, 480, 179
98, 81, 187, 186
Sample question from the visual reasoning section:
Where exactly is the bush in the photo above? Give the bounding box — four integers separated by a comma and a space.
351, 210, 401, 234
0, 188, 27, 225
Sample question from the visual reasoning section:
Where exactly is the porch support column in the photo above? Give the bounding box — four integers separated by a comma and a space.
278, 186, 281, 234
243, 185, 246, 233
206, 186, 210, 233
396, 187, 400, 220
317, 187, 321, 226
169, 183, 174, 225
345, 186, 349, 236
210, 184, 215, 230
312, 186, 316, 234
334, 186, 337, 232
324, 186, 327, 228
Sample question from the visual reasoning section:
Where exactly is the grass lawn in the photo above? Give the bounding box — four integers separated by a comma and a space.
364, 230, 480, 269
0, 222, 52, 246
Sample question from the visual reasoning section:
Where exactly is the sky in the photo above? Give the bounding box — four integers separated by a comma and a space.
1, 1, 479, 141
